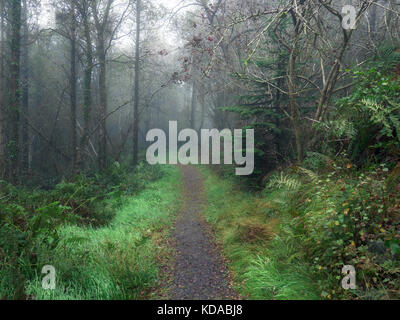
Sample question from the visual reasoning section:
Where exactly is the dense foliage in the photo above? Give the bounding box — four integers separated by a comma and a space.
206, 50, 400, 300
1, 0, 400, 301
0, 163, 167, 299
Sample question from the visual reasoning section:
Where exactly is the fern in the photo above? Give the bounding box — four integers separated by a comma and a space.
297, 167, 318, 183
267, 172, 302, 190
363, 98, 400, 141
323, 119, 357, 140
333, 55, 400, 160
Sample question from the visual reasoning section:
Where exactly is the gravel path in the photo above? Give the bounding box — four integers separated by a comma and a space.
165, 165, 239, 300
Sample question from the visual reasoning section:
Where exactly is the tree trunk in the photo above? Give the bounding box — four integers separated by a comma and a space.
91, 0, 113, 171
0, 0, 6, 178
8, 0, 22, 183
98, 38, 107, 170
198, 82, 205, 132
190, 80, 197, 130
273, 56, 285, 166
132, 0, 141, 167
288, 35, 303, 163
21, 0, 29, 176
77, 7, 93, 172
369, 0, 378, 39
70, 4, 78, 173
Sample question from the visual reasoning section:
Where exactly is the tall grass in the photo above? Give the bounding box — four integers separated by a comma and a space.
200, 167, 320, 300
23, 166, 181, 300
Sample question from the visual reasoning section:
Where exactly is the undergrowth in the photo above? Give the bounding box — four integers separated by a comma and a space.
201, 158, 400, 300
200, 167, 320, 300
0, 164, 181, 300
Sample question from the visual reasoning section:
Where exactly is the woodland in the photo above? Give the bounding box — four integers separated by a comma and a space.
0, 0, 399, 300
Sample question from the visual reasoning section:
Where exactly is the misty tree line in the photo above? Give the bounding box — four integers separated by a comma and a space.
0, 0, 190, 185
0, 0, 400, 185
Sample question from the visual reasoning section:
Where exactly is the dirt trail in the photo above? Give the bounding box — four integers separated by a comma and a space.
164, 165, 239, 300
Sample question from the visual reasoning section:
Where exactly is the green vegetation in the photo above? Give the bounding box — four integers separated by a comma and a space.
201, 46, 400, 300
2, 0, 400, 302
202, 156, 400, 300
0, 164, 181, 300
201, 167, 320, 300
319, 45, 400, 164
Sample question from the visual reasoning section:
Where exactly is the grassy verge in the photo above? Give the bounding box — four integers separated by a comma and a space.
1, 165, 181, 300
199, 167, 320, 300
201, 159, 400, 300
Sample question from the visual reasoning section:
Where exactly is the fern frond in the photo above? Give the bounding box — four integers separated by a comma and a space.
297, 167, 318, 182
267, 172, 302, 190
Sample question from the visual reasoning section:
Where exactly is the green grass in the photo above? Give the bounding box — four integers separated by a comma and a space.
200, 167, 320, 300
23, 165, 182, 300
201, 161, 400, 300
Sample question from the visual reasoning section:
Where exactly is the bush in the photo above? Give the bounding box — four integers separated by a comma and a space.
267, 162, 400, 299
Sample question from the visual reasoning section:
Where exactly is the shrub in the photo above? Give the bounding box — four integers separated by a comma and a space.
278, 163, 400, 299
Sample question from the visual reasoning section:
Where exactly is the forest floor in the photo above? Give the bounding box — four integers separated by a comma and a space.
159, 166, 239, 300
4, 162, 396, 299
13, 165, 183, 300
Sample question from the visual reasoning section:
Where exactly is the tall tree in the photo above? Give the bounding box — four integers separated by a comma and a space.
91, 0, 113, 170
70, 1, 78, 172
8, 0, 22, 182
53, 0, 79, 172
132, 0, 141, 166
190, 80, 197, 129
76, 0, 94, 171
20, 0, 30, 175
0, 0, 6, 177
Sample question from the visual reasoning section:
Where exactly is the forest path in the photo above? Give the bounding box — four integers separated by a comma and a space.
162, 165, 239, 300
